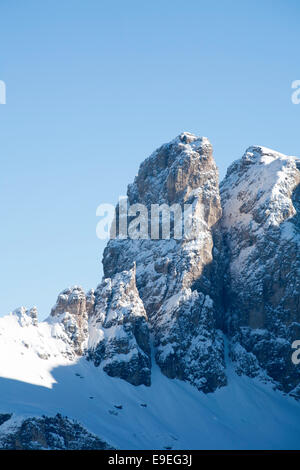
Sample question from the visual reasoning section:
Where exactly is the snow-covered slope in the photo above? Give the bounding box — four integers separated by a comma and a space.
1, 334, 300, 449
0, 309, 77, 387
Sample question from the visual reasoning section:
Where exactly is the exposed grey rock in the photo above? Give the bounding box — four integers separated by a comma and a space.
102, 133, 227, 392
87, 265, 151, 386
0, 414, 113, 450
86, 289, 95, 317
221, 146, 300, 392
51, 286, 87, 318
50, 286, 89, 356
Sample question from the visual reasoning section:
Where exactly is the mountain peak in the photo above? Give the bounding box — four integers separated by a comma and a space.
1, 135, 300, 449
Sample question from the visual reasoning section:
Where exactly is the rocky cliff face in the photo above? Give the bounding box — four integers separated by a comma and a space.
102, 133, 227, 392
87, 265, 151, 386
50, 286, 89, 356
220, 146, 300, 393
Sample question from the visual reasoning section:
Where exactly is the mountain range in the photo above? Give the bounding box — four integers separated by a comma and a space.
0, 132, 299, 450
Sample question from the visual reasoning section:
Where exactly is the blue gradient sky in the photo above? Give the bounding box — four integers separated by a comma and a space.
0, 0, 299, 318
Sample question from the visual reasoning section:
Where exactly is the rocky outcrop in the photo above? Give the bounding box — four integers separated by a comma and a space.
87, 265, 151, 386
0, 414, 112, 450
14, 306, 38, 327
50, 286, 89, 356
221, 146, 300, 392
102, 133, 227, 392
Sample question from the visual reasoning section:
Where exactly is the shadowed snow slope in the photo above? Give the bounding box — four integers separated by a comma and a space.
1, 343, 300, 449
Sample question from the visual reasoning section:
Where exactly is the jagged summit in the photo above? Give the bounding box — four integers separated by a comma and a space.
13, 306, 38, 327
127, 132, 216, 207
149, 132, 212, 153
222, 145, 300, 228
221, 145, 300, 393
243, 144, 289, 160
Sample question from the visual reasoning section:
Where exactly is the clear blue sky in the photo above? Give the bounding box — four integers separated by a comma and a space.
0, 0, 299, 319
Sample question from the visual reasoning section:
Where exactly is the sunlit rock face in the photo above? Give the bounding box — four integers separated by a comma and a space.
221, 146, 300, 392
102, 133, 227, 392
50, 286, 89, 356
